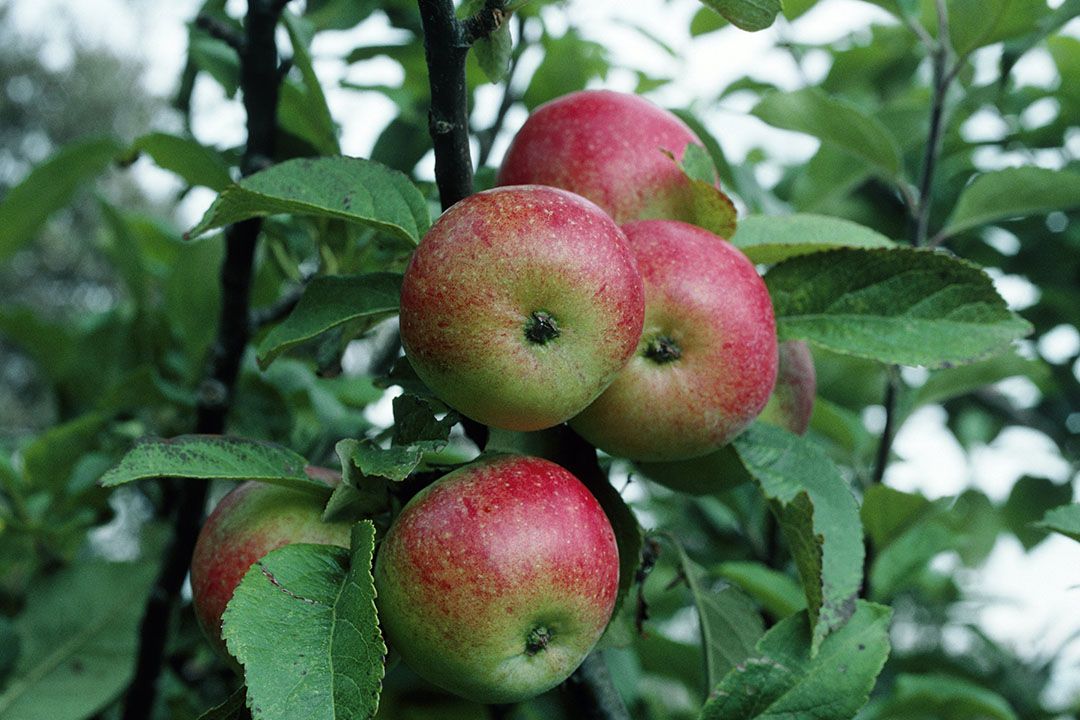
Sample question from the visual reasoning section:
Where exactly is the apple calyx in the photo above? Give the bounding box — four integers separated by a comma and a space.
525, 625, 552, 655
644, 335, 681, 364
524, 310, 560, 345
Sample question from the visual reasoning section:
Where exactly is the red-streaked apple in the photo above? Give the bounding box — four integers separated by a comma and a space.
570, 220, 777, 461
189, 468, 350, 655
374, 454, 619, 703
399, 185, 645, 431
497, 89, 705, 224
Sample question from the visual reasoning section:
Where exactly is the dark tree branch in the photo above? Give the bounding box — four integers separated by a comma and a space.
913, 1, 953, 249
417, 0, 477, 209
123, 2, 289, 718
416, 0, 507, 210
195, 13, 246, 53
561, 652, 632, 720
250, 282, 305, 332
870, 371, 898, 487
461, 0, 506, 46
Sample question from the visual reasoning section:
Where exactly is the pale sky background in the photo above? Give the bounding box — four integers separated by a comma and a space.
6, 0, 1080, 708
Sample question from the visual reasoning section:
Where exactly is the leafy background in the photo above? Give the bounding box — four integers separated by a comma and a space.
0, 0, 1078, 718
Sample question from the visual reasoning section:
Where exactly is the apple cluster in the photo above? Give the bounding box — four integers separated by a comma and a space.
380, 90, 789, 701
189, 90, 819, 706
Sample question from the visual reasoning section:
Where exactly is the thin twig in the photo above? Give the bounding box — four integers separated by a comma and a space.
122, 2, 289, 717
871, 370, 898, 487
913, 1, 953, 248
250, 282, 305, 331
871, 1, 959, 502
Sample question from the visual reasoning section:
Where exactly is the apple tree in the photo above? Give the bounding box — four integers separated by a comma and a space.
0, 0, 1078, 719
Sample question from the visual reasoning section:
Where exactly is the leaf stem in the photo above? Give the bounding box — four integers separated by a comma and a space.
122, 2, 288, 717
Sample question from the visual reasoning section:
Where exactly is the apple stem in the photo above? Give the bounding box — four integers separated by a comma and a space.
644, 335, 681, 364
525, 625, 552, 655
524, 311, 561, 345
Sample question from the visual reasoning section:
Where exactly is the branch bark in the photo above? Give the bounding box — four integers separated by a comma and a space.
417, 0, 506, 210
122, 2, 287, 717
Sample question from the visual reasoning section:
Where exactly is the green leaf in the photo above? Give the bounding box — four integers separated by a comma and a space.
699, 601, 892, 720
1003, 476, 1073, 550
0, 560, 158, 720
671, 145, 738, 239
522, 29, 609, 110
732, 423, 864, 654
949, 0, 1049, 58
128, 132, 232, 190
21, 413, 109, 497
940, 167, 1080, 239
473, 21, 513, 82
698, 0, 782, 31
868, 510, 954, 601
909, 352, 1051, 409
0, 137, 122, 262
680, 143, 717, 185
196, 687, 248, 720
731, 214, 896, 264
190, 25, 240, 96
256, 272, 402, 369
303, 0, 379, 30
752, 88, 903, 180
690, 6, 728, 35
670, 109, 740, 198
715, 562, 807, 619
323, 439, 391, 522
281, 11, 341, 156
1001, 0, 1080, 73
222, 523, 386, 720
186, 157, 430, 245
865, 673, 1019, 720
667, 540, 764, 691
634, 445, 751, 496
0, 616, 18, 686
1037, 504, 1080, 543
766, 247, 1033, 368
860, 485, 932, 549
865, 489, 1000, 599
349, 394, 458, 482
100, 435, 328, 497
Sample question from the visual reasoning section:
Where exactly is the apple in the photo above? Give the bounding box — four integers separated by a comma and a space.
497, 89, 706, 224
758, 340, 816, 435
569, 220, 777, 461
374, 454, 619, 704
189, 467, 351, 655
399, 185, 645, 431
